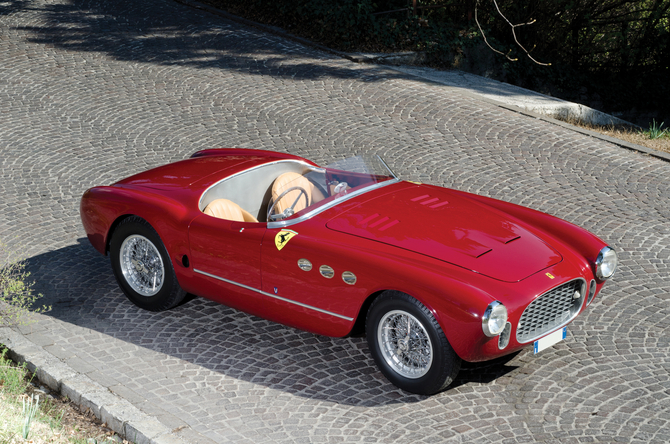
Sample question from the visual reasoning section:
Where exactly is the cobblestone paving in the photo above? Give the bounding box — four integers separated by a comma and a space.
1, 0, 669, 442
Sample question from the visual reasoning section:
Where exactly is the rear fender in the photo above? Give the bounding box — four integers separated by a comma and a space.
80, 186, 196, 289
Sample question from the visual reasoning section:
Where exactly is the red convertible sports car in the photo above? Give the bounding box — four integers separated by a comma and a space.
80, 149, 617, 395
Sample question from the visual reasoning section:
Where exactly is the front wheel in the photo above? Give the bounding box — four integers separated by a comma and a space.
366, 291, 461, 395
110, 216, 186, 311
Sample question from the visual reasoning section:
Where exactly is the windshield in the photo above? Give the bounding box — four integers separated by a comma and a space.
267, 154, 398, 226
324, 155, 397, 180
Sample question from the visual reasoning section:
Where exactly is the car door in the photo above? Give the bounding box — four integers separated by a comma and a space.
188, 213, 267, 312
259, 221, 365, 337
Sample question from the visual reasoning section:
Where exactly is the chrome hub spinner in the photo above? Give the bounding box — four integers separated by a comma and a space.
378, 310, 433, 379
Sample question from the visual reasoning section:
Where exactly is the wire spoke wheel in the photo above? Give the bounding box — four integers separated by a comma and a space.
367, 291, 461, 394
377, 310, 433, 379
119, 234, 164, 297
110, 217, 186, 311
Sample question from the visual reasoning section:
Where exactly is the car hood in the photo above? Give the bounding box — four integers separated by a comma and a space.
326, 184, 562, 282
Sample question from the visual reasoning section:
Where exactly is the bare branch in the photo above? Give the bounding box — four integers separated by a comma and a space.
476, 0, 551, 66
475, 0, 518, 62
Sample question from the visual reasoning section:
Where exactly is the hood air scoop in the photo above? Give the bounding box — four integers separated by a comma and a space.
327, 186, 562, 282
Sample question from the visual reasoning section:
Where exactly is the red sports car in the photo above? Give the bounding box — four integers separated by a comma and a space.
80, 149, 617, 394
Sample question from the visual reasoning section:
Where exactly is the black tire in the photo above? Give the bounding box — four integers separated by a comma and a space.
109, 216, 186, 312
366, 291, 461, 395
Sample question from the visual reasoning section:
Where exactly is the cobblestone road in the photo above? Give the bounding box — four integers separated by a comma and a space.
1, 0, 669, 443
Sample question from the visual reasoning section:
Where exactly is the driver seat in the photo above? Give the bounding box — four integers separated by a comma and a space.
204, 199, 258, 222
270, 172, 324, 217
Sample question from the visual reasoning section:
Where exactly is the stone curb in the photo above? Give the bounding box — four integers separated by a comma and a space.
395, 75, 670, 164
173, 0, 670, 164
0, 327, 197, 444
538, 115, 670, 163
349, 51, 427, 65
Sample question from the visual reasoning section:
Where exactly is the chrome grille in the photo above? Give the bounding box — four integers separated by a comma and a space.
517, 279, 584, 343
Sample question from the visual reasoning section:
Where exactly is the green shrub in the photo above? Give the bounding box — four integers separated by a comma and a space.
0, 241, 50, 327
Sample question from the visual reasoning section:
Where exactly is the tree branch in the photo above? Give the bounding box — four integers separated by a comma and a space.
475, 0, 551, 66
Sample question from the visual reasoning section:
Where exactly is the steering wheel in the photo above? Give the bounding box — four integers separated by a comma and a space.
267, 186, 309, 221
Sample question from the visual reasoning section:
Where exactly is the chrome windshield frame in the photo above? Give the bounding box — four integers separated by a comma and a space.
375, 154, 398, 180
267, 177, 400, 229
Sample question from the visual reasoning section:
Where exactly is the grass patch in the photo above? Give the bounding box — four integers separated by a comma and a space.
643, 120, 668, 140
0, 347, 124, 444
556, 118, 670, 155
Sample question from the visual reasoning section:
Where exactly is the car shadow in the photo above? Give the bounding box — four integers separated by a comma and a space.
15, 0, 405, 83
452, 355, 519, 389
21, 239, 520, 406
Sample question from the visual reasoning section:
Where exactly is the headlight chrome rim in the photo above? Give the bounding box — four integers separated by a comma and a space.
595, 246, 618, 280
482, 301, 508, 337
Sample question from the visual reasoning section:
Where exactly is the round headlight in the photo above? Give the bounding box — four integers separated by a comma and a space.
595, 246, 618, 280
482, 301, 508, 337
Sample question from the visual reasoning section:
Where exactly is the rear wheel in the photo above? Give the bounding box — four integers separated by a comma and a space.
110, 216, 186, 311
366, 291, 461, 395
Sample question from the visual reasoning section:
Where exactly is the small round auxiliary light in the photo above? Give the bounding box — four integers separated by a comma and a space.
498, 322, 512, 350
587, 279, 597, 305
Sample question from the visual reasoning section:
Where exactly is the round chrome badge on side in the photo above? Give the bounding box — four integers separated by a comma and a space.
319, 265, 334, 279
342, 271, 357, 285
297, 258, 312, 271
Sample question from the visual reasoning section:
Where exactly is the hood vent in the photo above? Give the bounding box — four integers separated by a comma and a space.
411, 194, 450, 209
358, 213, 400, 232
476, 248, 493, 258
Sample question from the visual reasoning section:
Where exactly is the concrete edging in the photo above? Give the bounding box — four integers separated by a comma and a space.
1, 326, 193, 444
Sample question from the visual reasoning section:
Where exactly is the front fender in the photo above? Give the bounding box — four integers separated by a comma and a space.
451, 189, 609, 266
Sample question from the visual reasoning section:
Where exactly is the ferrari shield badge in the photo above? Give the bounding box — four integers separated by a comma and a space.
275, 230, 298, 251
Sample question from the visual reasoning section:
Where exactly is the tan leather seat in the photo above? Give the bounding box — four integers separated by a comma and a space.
204, 199, 258, 222
270, 172, 325, 216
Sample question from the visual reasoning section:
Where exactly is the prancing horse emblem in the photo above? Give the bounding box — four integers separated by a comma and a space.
275, 230, 298, 251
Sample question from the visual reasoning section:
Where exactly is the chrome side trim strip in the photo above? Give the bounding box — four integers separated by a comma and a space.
268, 178, 401, 229
193, 268, 355, 321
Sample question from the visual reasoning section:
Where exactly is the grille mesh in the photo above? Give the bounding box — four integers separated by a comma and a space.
517, 280, 583, 343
